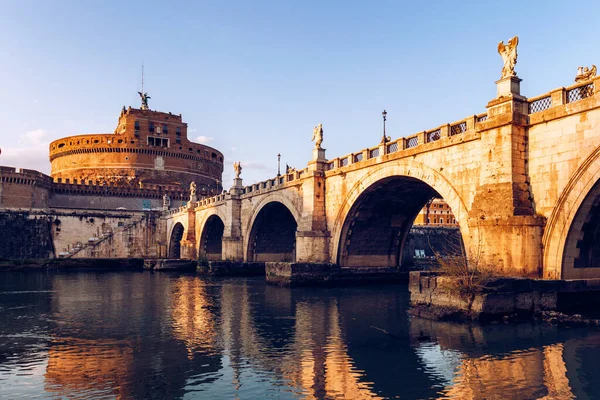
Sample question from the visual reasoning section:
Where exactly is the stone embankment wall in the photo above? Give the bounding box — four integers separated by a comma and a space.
409, 271, 600, 320
0, 209, 165, 260
0, 212, 54, 259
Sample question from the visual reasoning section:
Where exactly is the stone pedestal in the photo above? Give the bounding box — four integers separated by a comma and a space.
496, 76, 522, 98
312, 147, 326, 162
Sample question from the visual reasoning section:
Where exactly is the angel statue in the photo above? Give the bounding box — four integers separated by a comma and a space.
497, 36, 519, 79
138, 91, 151, 109
189, 181, 197, 197
311, 123, 323, 149
575, 65, 597, 83
233, 161, 242, 179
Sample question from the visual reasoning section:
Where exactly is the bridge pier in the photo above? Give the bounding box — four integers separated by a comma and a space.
465, 75, 546, 277
469, 216, 545, 277
222, 236, 243, 261
180, 201, 197, 260
295, 231, 330, 263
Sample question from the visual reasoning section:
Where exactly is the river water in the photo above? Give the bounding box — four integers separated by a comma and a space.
0, 271, 599, 399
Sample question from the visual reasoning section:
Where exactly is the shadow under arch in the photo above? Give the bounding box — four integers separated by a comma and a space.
198, 214, 225, 261
168, 222, 185, 259
330, 161, 470, 267
543, 147, 600, 279
246, 201, 298, 262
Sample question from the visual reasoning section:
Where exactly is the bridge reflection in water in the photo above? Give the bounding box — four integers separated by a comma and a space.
1, 272, 599, 399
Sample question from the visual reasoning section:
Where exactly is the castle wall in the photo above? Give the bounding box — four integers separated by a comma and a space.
0, 167, 51, 209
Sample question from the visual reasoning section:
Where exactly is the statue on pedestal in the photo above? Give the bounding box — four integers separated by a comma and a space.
311, 123, 323, 149
233, 161, 242, 179
189, 181, 197, 199
497, 36, 519, 79
575, 65, 597, 82
138, 91, 151, 109
162, 194, 170, 210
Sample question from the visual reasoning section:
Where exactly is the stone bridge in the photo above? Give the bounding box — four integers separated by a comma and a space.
165, 73, 600, 280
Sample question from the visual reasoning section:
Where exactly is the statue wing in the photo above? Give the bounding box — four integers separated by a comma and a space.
591, 65, 597, 75
497, 41, 505, 54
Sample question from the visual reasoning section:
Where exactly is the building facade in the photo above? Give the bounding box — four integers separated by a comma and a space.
413, 198, 458, 226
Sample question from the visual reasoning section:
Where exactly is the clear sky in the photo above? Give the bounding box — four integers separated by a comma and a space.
1, 0, 598, 185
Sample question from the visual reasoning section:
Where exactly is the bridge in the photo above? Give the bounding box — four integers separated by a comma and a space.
165, 71, 600, 280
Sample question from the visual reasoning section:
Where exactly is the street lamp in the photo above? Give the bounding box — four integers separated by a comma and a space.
381, 109, 389, 144
277, 153, 281, 176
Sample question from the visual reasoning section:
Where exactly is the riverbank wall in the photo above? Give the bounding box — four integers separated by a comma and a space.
409, 271, 600, 321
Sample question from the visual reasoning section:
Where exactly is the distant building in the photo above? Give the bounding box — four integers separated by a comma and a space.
413, 198, 458, 226
1, 98, 225, 210
49, 105, 223, 194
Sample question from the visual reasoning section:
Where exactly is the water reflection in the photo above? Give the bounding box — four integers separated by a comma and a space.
1, 272, 600, 399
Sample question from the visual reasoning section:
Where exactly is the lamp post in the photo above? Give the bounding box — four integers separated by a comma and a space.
381, 109, 389, 144
277, 153, 281, 176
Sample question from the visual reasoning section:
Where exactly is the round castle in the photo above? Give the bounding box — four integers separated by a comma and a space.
49, 100, 224, 195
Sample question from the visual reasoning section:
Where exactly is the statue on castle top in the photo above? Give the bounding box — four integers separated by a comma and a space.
233, 161, 242, 179
138, 91, 151, 110
311, 123, 323, 149
497, 36, 519, 79
189, 181, 197, 197
162, 193, 170, 211
576, 65, 597, 83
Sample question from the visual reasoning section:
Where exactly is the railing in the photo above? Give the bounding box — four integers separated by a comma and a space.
340, 157, 349, 167
528, 96, 552, 114
353, 153, 363, 163
426, 129, 441, 143
567, 82, 594, 103
476, 114, 488, 123
406, 136, 419, 149
450, 121, 467, 136
369, 147, 380, 158
386, 141, 399, 153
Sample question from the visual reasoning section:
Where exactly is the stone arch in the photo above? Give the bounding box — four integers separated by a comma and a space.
543, 147, 600, 279
198, 213, 225, 261
245, 198, 299, 263
330, 160, 470, 266
168, 222, 185, 259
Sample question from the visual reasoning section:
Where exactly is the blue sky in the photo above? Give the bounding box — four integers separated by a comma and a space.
1, 0, 598, 185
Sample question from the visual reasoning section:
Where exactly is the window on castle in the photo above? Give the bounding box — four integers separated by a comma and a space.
149, 122, 154, 132
176, 128, 181, 136
163, 125, 168, 134
134, 121, 140, 129
176, 137, 181, 144
147, 137, 155, 146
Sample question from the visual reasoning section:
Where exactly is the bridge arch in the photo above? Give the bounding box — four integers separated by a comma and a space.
245, 196, 300, 262
198, 214, 225, 261
330, 160, 470, 267
168, 222, 185, 259
543, 147, 600, 279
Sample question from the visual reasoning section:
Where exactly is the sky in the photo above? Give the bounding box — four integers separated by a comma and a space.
0, 0, 599, 185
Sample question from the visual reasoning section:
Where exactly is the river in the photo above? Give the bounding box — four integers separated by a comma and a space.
0, 271, 599, 399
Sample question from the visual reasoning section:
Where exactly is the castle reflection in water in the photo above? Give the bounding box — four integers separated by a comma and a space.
1, 272, 599, 399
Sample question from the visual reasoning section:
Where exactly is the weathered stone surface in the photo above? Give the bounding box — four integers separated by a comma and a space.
198, 261, 265, 276
409, 271, 600, 321
153, 259, 196, 271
